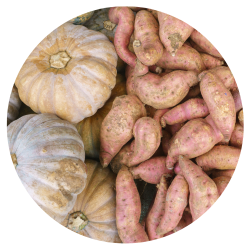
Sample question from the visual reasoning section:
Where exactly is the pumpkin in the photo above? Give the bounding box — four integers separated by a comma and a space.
7, 85, 22, 125
61, 159, 121, 243
76, 73, 127, 159
15, 22, 118, 124
8, 113, 87, 223
68, 11, 95, 25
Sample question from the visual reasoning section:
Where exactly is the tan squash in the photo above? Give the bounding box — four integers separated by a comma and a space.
7, 85, 22, 125
15, 22, 118, 123
8, 114, 87, 223
62, 159, 121, 243
76, 74, 126, 159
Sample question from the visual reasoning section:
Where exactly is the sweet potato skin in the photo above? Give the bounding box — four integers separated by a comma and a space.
210, 169, 235, 179
125, 65, 136, 95
161, 98, 209, 126
130, 156, 174, 184
99, 95, 146, 167
165, 118, 223, 169
134, 70, 199, 109
146, 175, 168, 240
232, 89, 242, 112
158, 12, 194, 56
230, 123, 243, 148
116, 166, 149, 243
156, 46, 206, 73
199, 71, 236, 142
156, 175, 189, 235
162, 130, 172, 155
173, 210, 193, 233
200, 53, 224, 69
196, 145, 241, 171
238, 109, 244, 127
133, 10, 163, 66
110, 117, 162, 170
190, 29, 223, 58
109, 7, 137, 67
178, 156, 219, 221
213, 176, 231, 196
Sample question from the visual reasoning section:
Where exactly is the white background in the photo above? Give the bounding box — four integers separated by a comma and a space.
1, 0, 250, 249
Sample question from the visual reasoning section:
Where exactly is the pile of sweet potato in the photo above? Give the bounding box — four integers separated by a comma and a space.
100, 7, 243, 243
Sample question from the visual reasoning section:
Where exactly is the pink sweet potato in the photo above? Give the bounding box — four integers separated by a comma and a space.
200, 53, 224, 69
162, 130, 172, 155
133, 10, 163, 66
238, 109, 244, 127
146, 175, 168, 240
165, 117, 223, 170
201, 66, 237, 90
188, 38, 206, 53
173, 210, 193, 233
230, 123, 243, 148
130, 156, 174, 184
116, 166, 149, 243
158, 12, 194, 56
169, 122, 185, 136
147, 9, 158, 20
100, 95, 146, 167
110, 117, 162, 170
199, 71, 236, 142
156, 46, 206, 73
210, 169, 235, 179
161, 98, 209, 126
156, 175, 189, 235
109, 7, 137, 67
232, 89, 242, 112
125, 65, 136, 95
213, 176, 231, 196
134, 70, 199, 109
190, 29, 223, 59
196, 145, 241, 171
178, 155, 219, 221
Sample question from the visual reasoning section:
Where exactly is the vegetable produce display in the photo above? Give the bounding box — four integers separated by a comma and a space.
8, 6, 243, 244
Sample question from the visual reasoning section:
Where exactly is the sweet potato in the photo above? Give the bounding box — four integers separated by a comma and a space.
161, 98, 209, 126
169, 122, 185, 136
133, 10, 163, 66
230, 123, 243, 148
162, 130, 171, 155
190, 29, 223, 59
147, 8, 158, 20
199, 71, 236, 142
156, 46, 206, 73
146, 175, 168, 240
196, 145, 241, 171
134, 70, 199, 109
130, 156, 174, 184
110, 117, 162, 170
213, 176, 231, 196
200, 53, 224, 69
200, 66, 237, 90
173, 210, 193, 233
231, 89, 242, 112
125, 65, 136, 95
109, 7, 137, 67
165, 117, 223, 170
156, 175, 189, 235
116, 166, 149, 243
158, 12, 194, 56
184, 84, 201, 100
178, 155, 219, 221
99, 95, 146, 167
238, 109, 244, 127
153, 108, 170, 137
188, 38, 206, 53
210, 169, 235, 179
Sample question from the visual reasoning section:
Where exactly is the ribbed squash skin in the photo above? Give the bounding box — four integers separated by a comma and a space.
8, 114, 87, 223
62, 159, 121, 243
76, 74, 126, 159
15, 22, 118, 123
7, 85, 22, 125
68, 11, 95, 25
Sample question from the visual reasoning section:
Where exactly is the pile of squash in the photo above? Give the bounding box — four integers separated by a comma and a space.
7, 9, 130, 243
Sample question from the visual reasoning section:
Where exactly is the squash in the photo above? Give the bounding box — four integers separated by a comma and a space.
15, 22, 118, 124
68, 11, 95, 25
61, 159, 121, 243
7, 85, 22, 125
8, 113, 87, 223
76, 74, 126, 159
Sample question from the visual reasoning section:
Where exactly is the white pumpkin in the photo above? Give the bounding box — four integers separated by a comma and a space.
8, 113, 87, 222
15, 22, 118, 123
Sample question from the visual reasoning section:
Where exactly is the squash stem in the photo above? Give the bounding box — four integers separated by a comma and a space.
67, 211, 88, 232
